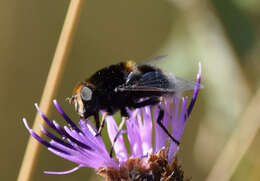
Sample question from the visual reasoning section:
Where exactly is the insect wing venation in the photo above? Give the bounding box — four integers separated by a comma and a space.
116, 71, 200, 94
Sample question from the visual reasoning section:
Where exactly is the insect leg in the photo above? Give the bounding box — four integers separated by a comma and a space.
95, 112, 108, 136
94, 113, 100, 131
109, 117, 126, 157
157, 105, 180, 145
131, 97, 159, 108
109, 108, 128, 157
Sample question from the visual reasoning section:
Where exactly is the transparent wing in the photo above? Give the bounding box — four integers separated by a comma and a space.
116, 71, 202, 93
139, 55, 167, 65
170, 75, 204, 92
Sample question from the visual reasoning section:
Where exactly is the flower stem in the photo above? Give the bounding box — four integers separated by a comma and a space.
17, 0, 86, 180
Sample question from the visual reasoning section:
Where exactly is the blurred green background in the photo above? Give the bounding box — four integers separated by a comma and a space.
1, 0, 260, 180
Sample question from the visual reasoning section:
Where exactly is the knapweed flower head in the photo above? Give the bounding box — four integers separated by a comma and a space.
23, 64, 202, 181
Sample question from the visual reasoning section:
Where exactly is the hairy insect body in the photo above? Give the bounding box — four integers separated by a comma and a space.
69, 59, 199, 155
80, 61, 165, 118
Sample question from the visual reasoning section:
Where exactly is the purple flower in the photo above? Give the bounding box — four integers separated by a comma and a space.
23, 64, 202, 180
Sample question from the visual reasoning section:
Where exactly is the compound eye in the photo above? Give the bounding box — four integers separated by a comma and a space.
81, 86, 93, 101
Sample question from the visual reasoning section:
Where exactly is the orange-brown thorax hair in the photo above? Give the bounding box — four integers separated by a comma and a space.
123, 60, 136, 73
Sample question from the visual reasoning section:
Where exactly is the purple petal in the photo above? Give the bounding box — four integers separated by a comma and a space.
24, 101, 121, 172
47, 146, 85, 166
52, 121, 92, 151
79, 121, 108, 154
187, 62, 202, 118
44, 165, 82, 175
126, 109, 143, 157
53, 100, 82, 133
51, 120, 118, 169
64, 125, 107, 156
35, 103, 63, 136
176, 97, 188, 139
40, 125, 74, 150
23, 118, 70, 155
48, 140, 117, 169
105, 113, 128, 162
140, 106, 153, 155
168, 97, 188, 161
154, 103, 170, 153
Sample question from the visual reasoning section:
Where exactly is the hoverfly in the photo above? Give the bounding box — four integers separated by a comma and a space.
68, 57, 200, 156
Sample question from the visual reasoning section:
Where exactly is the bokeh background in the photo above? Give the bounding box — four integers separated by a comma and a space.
1, 0, 260, 180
